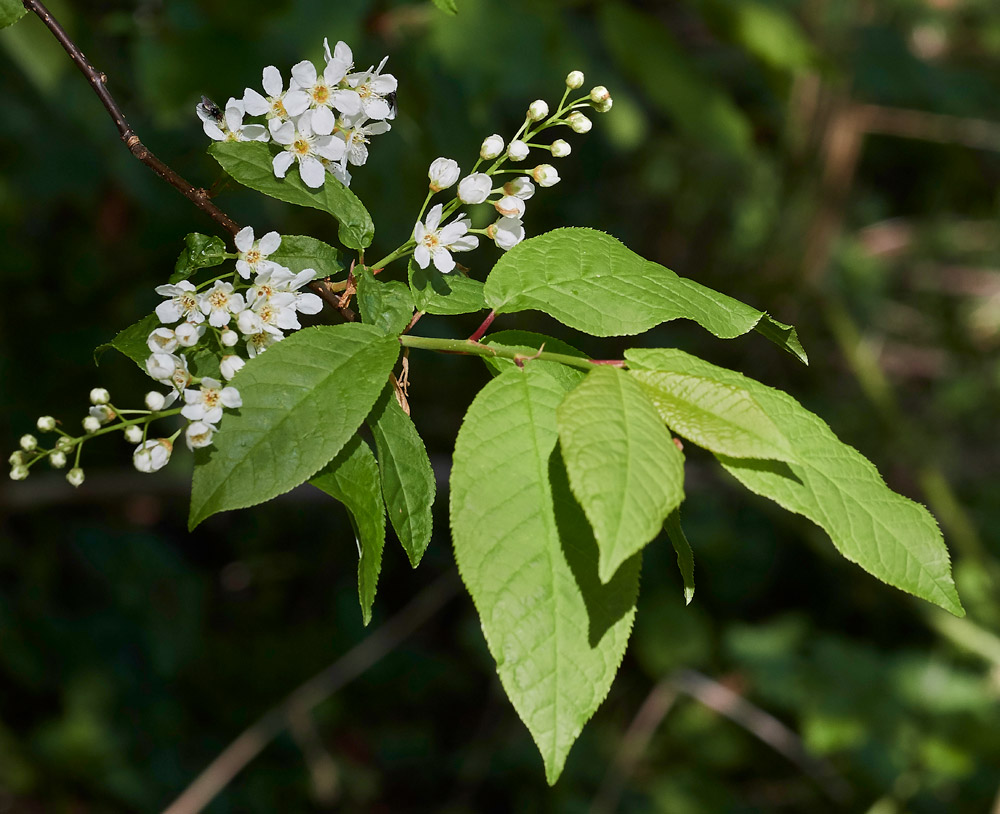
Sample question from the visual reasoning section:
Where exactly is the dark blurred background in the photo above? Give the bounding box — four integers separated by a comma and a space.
2, 0, 999, 811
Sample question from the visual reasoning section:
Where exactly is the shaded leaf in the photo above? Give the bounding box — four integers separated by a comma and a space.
409, 258, 486, 315
94, 313, 160, 369
0, 0, 26, 29
270, 235, 343, 277
357, 268, 414, 336
664, 509, 695, 605
171, 233, 228, 282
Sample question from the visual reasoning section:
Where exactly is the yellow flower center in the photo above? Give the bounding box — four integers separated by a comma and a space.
292, 138, 310, 156
312, 85, 330, 105
245, 249, 261, 265
272, 99, 287, 117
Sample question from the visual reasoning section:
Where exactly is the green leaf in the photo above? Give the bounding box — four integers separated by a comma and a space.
356, 268, 415, 336
626, 348, 964, 617
208, 142, 374, 250
94, 313, 160, 369
189, 324, 400, 529
481, 330, 588, 379
366, 386, 435, 567
484, 228, 807, 363
171, 233, 228, 283
269, 235, 343, 277
408, 259, 486, 315
0, 0, 27, 29
664, 509, 695, 605
557, 367, 685, 583
451, 366, 640, 783
311, 436, 385, 625
431, 0, 458, 14
628, 369, 797, 462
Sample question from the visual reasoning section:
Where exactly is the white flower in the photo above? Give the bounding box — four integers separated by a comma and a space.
494, 195, 525, 219
174, 321, 205, 348
428, 157, 461, 191
133, 439, 172, 473
508, 139, 529, 161
36, 416, 56, 432
235, 226, 281, 279
246, 330, 282, 358
290, 58, 361, 131
528, 99, 549, 121
49, 451, 66, 469
236, 309, 264, 336
323, 38, 355, 77
146, 353, 178, 382
167, 354, 193, 394
19, 434, 37, 452
185, 421, 215, 451
336, 114, 391, 170
243, 66, 310, 121
566, 70, 584, 89
567, 112, 592, 133
252, 291, 301, 333
220, 355, 246, 381
551, 139, 571, 158
145, 391, 166, 411
504, 176, 535, 200
532, 164, 560, 187
201, 98, 268, 143
490, 217, 525, 251
66, 467, 85, 487
82, 415, 101, 433
345, 56, 397, 121
182, 378, 242, 426
481, 134, 504, 160
269, 113, 346, 188
147, 327, 178, 354
458, 173, 493, 205
155, 281, 204, 325
412, 204, 479, 274
124, 425, 143, 444
199, 281, 246, 328
249, 267, 322, 314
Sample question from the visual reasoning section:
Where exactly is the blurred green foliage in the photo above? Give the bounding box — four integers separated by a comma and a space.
2, 0, 999, 811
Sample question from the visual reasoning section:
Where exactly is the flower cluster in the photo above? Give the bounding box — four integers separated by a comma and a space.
407, 71, 613, 274
197, 39, 396, 189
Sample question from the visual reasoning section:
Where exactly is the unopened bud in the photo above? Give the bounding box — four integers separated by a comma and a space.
90, 387, 110, 405
428, 157, 461, 192
567, 112, 592, 133
175, 322, 203, 348
49, 451, 67, 469
124, 425, 144, 444
566, 70, 584, 89
494, 195, 526, 219
532, 164, 561, 188
220, 355, 246, 381
36, 416, 56, 432
528, 99, 549, 121
550, 139, 571, 158
9, 464, 28, 481
480, 134, 504, 160
9, 451, 25, 466
145, 391, 167, 411
595, 97, 613, 114
66, 467, 85, 488
589, 85, 610, 103
82, 416, 101, 434
20, 434, 37, 452
55, 436, 74, 453
508, 139, 530, 162
220, 328, 239, 347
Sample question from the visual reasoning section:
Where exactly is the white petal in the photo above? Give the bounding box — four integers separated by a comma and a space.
234, 226, 254, 252
291, 60, 317, 89
363, 97, 391, 121
283, 90, 310, 117
203, 122, 226, 141
258, 231, 281, 255
273, 151, 295, 179
269, 119, 294, 144
332, 89, 362, 116
432, 248, 456, 274
262, 65, 283, 97
315, 136, 345, 162
371, 74, 397, 94
449, 234, 480, 253
425, 204, 443, 232
224, 104, 244, 131
295, 292, 323, 314
311, 105, 336, 136
365, 121, 391, 137
413, 244, 431, 269
241, 124, 268, 142
439, 220, 469, 244
236, 259, 253, 279
323, 59, 347, 86
299, 156, 326, 188
243, 88, 270, 116
155, 301, 182, 324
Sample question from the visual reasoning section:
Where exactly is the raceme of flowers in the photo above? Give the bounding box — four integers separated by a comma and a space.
408, 71, 613, 273
197, 38, 396, 189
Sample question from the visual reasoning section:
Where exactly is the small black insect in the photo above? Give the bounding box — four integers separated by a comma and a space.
196, 95, 224, 125
385, 90, 398, 120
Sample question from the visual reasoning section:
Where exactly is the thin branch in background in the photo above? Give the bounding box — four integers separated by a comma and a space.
20, 0, 240, 237
161, 572, 460, 814
288, 707, 340, 806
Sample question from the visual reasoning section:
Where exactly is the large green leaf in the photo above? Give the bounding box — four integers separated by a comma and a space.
451, 366, 640, 783
484, 228, 807, 362
208, 142, 374, 250
408, 259, 486, 315
0, 0, 26, 28
557, 367, 685, 583
94, 313, 160, 369
629, 369, 796, 462
311, 436, 385, 625
189, 324, 399, 528
270, 235, 343, 277
626, 348, 964, 617
171, 233, 228, 283
356, 268, 414, 336
366, 386, 435, 567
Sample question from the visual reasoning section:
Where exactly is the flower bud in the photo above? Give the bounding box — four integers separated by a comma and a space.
494, 196, 526, 219
428, 157, 461, 192
9, 464, 28, 481
89, 405, 114, 424
145, 391, 167, 411
66, 467, 85, 488
36, 416, 56, 432
595, 97, 613, 114
124, 425, 144, 444
220, 355, 246, 381
532, 164, 560, 188
9, 450, 25, 466
220, 328, 240, 347
566, 70, 584, 89
528, 99, 549, 121
504, 177, 536, 200
55, 436, 74, 453
490, 217, 526, 251
147, 327, 178, 354
20, 434, 37, 452
508, 139, 530, 162
480, 134, 504, 160
82, 416, 101, 434
589, 85, 610, 103
458, 173, 493, 205
550, 139, 571, 158
133, 439, 173, 474
146, 353, 178, 382
237, 309, 263, 336
90, 387, 110, 405
185, 421, 215, 451
567, 112, 592, 133
175, 321, 204, 348
49, 451, 67, 469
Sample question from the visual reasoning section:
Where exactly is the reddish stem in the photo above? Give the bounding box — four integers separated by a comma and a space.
467, 309, 497, 342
